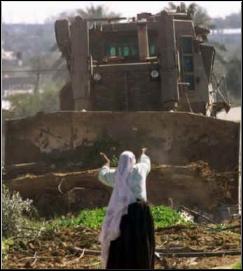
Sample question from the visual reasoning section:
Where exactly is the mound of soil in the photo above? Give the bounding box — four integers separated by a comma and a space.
5, 161, 238, 219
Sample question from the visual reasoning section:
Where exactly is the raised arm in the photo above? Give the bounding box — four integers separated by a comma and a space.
130, 148, 151, 201
137, 148, 151, 176
100, 152, 110, 167
98, 152, 116, 187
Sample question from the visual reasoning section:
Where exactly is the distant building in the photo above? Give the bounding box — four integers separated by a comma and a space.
2, 76, 36, 98
2, 48, 23, 66
2, 49, 16, 60
209, 28, 241, 44
2, 100, 11, 110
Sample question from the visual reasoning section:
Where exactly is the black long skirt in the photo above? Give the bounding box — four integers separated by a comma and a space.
106, 200, 155, 269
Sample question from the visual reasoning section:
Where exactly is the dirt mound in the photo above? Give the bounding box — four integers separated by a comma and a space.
3, 222, 240, 269
5, 161, 238, 219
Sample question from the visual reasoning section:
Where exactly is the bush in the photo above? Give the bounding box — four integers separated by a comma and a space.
2, 185, 35, 238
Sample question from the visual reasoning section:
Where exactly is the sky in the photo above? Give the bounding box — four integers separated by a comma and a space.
2, 1, 242, 24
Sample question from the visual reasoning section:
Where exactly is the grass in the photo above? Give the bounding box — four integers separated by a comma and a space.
47, 205, 191, 230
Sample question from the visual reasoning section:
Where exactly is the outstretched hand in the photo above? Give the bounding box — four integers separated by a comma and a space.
100, 152, 110, 164
141, 148, 147, 155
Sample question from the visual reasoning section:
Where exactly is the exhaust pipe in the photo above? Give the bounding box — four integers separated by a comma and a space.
137, 21, 149, 61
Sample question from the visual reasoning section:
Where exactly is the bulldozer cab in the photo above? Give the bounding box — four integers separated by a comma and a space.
55, 10, 230, 115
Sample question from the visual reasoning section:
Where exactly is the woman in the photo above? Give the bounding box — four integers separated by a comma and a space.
98, 148, 155, 269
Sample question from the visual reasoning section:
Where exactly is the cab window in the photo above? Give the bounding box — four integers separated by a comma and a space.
180, 36, 194, 90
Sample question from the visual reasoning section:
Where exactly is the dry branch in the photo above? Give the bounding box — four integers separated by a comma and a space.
156, 249, 241, 258
63, 248, 85, 264
181, 206, 216, 223
210, 225, 241, 232
156, 224, 196, 232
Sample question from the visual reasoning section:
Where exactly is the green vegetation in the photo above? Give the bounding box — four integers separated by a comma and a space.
2, 189, 190, 240
213, 12, 241, 29
226, 58, 241, 101
232, 261, 241, 269
50, 208, 106, 230
2, 3, 241, 118
49, 4, 121, 72
167, 2, 212, 27
2, 184, 37, 238
45, 205, 190, 231
47, 4, 120, 24
1, 183, 191, 241
2, 185, 44, 261
83, 136, 120, 168
2, 200, 190, 260
2, 238, 14, 261
166, 2, 241, 105
152, 205, 190, 228
5, 83, 60, 119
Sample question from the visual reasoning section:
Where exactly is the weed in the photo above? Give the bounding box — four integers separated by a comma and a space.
2, 184, 37, 238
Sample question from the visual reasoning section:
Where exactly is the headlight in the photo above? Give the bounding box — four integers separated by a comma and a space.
93, 73, 102, 81
150, 70, 159, 78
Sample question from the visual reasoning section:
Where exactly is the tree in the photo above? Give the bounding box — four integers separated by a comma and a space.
166, 2, 177, 11
75, 4, 120, 20
51, 4, 121, 76
212, 12, 241, 29
6, 83, 60, 119
47, 4, 120, 23
187, 3, 212, 27
24, 54, 68, 94
165, 3, 241, 105
225, 58, 241, 101
166, 2, 212, 28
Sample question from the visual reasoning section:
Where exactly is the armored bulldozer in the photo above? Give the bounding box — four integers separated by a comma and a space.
4, 9, 239, 218
55, 9, 230, 116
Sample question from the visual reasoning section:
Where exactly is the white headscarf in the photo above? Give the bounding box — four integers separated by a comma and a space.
99, 151, 137, 268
